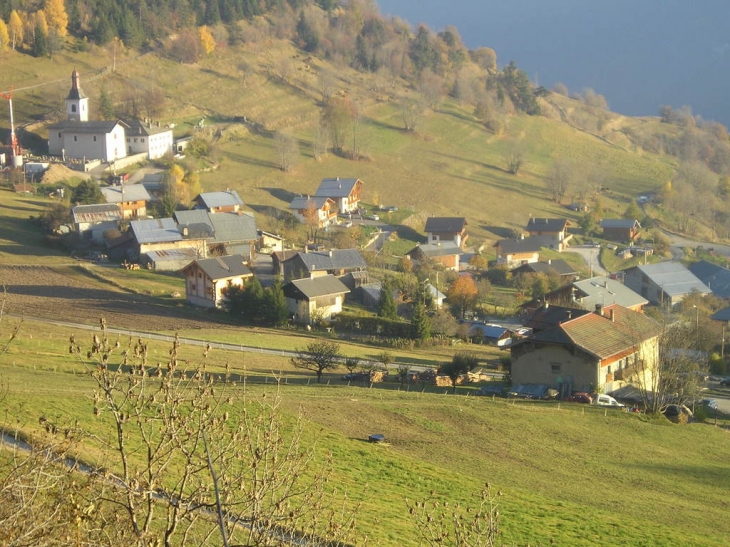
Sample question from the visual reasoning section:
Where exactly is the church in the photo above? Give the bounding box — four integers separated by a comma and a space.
48, 70, 173, 163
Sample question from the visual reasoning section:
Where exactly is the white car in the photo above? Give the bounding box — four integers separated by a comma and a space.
593, 394, 625, 408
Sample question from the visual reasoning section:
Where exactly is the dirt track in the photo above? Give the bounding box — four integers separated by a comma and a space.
0, 265, 239, 332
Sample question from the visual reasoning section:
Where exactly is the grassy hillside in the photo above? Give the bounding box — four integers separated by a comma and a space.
0, 41, 677, 248
1, 318, 729, 546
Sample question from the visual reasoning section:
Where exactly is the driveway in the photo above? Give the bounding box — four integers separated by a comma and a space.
571, 244, 606, 276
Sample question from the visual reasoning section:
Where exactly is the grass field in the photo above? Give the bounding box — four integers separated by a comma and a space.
2, 317, 730, 546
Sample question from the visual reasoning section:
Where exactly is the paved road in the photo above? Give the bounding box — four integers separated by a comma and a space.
571, 244, 606, 276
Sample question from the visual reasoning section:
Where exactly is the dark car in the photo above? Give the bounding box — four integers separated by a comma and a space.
720, 378, 730, 387
563, 392, 593, 404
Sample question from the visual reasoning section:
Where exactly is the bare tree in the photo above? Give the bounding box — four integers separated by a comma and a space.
502, 140, 525, 175
317, 68, 336, 104
400, 96, 426, 132
545, 158, 574, 203
274, 130, 299, 171
291, 340, 342, 383
408, 483, 502, 547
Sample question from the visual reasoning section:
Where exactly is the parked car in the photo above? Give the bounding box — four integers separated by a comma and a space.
477, 384, 508, 397
720, 377, 730, 387
367, 214, 380, 221
343, 221, 353, 228
563, 392, 593, 404
593, 394, 625, 408
507, 384, 557, 400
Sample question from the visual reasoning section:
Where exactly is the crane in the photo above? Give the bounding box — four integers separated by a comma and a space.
0, 87, 21, 161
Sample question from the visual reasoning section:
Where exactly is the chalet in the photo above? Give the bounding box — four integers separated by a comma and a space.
288, 196, 338, 227
313, 177, 363, 214
601, 218, 641, 242
522, 276, 648, 315
469, 324, 512, 347
181, 255, 253, 308
193, 190, 244, 213
130, 218, 199, 263
424, 217, 468, 247
510, 259, 578, 280
688, 260, 730, 299
283, 275, 350, 325
258, 230, 285, 253
406, 242, 461, 272
175, 210, 258, 260
511, 304, 661, 395
124, 120, 174, 160
494, 236, 558, 267
623, 262, 711, 307
101, 184, 151, 219
525, 218, 573, 245
281, 249, 367, 281
72, 203, 123, 243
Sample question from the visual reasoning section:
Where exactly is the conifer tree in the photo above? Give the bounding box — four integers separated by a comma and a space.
378, 279, 398, 319
411, 300, 431, 343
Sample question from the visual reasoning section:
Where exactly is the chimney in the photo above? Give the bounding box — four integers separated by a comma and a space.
548, 259, 552, 264
609, 309, 615, 322
595, 303, 603, 316
329, 250, 333, 257
566, 310, 572, 319
520, 234, 524, 240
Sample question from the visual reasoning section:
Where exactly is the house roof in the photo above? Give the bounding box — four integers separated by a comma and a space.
123, 119, 173, 136
289, 196, 334, 210
48, 120, 128, 134
131, 218, 182, 244
571, 276, 648, 310
711, 306, 730, 322
196, 190, 244, 209
688, 260, 730, 298
292, 249, 367, 272
497, 236, 555, 254
183, 255, 252, 281
408, 241, 462, 258
424, 217, 467, 233
601, 218, 641, 229
524, 304, 592, 332
72, 203, 123, 224
511, 259, 577, 276
526, 218, 571, 232
314, 178, 361, 198
526, 305, 661, 360
284, 274, 350, 299
175, 211, 257, 243
624, 262, 711, 297
146, 248, 198, 264
101, 184, 151, 204
469, 324, 510, 340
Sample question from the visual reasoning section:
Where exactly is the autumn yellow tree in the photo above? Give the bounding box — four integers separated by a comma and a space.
8, 10, 24, 49
44, 0, 68, 36
0, 19, 9, 51
446, 275, 479, 319
198, 25, 215, 55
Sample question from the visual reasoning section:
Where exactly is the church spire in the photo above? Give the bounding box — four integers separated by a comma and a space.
65, 69, 89, 121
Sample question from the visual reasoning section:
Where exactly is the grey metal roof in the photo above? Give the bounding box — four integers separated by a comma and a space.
48, 120, 128, 134
511, 259, 576, 276
131, 218, 182, 244
295, 249, 367, 271
711, 306, 730, 322
72, 203, 122, 224
196, 190, 244, 209
314, 178, 361, 198
497, 236, 555, 254
572, 276, 648, 310
101, 184, 151, 204
526, 218, 571, 232
285, 275, 350, 299
289, 196, 332, 210
626, 262, 711, 297
185, 255, 252, 281
424, 217, 467, 233
408, 241, 461, 258
601, 218, 640, 229
688, 260, 730, 298
123, 120, 173, 136
146, 248, 198, 263
469, 324, 510, 339
175, 211, 257, 243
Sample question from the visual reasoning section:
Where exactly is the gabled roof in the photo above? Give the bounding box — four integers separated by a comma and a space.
688, 260, 730, 298
131, 218, 181, 244
291, 249, 367, 272
72, 203, 123, 224
407, 241, 462, 258
289, 196, 334, 210
175, 211, 257, 243
195, 190, 244, 209
183, 255, 252, 281
469, 324, 510, 340
600, 218, 641, 229
314, 178, 361, 198
526, 218, 571, 232
526, 305, 661, 360
101, 184, 151, 204
284, 274, 350, 299
48, 120, 129, 134
525, 304, 592, 332
496, 236, 554, 254
711, 306, 730, 322
572, 276, 648, 310
624, 262, 711, 297
511, 259, 577, 276
123, 119, 173, 136
424, 217, 467, 233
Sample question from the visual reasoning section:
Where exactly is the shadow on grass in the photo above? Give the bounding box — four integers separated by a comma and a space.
223, 150, 278, 169
394, 225, 426, 243
262, 187, 299, 204
369, 119, 405, 132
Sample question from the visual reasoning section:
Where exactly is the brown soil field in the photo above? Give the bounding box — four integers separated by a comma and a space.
0, 265, 240, 333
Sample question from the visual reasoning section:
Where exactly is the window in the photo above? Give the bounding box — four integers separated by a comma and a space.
73, 136, 77, 142
57, 132, 61, 138
141, 138, 145, 143
93, 136, 97, 142
550, 364, 561, 374
71, 105, 77, 113
134, 138, 137, 143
